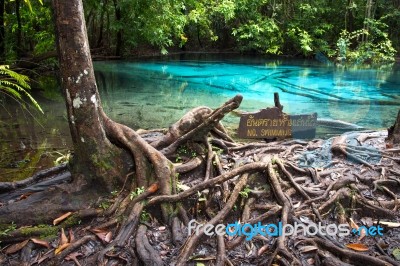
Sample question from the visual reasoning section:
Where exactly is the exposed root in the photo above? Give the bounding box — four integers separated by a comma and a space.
1, 95, 400, 266
135, 225, 163, 266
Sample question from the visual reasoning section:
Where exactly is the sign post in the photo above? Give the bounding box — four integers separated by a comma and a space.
238, 107, 317, 139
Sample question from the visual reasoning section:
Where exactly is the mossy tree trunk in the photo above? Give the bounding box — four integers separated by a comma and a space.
387, 109, 400, 144
52, 0, 128, 192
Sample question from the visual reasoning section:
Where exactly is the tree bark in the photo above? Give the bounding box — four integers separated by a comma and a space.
96, 0, 108, 48
15, 0, 22, 58
112, 0, 122, 56
387, 109, 400, 144
52, 0, 127, 191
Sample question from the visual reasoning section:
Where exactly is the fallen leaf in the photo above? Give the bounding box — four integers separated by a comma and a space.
65, 252, 83, 264
306, 258, 315, 265
53, 212, 72, 226
346, 243, 369, 252
5, 239, 29, 254
361, 217, 373, 227
55, 243, 70, 255
299, 245, 318, 253
90, 228, 111, 243
147, 183, 159, 193
257, 245, 269, 256
31, 238, 50, 249
375, 221, 400, 228
60, 228, 68, 245
392, 248, 400, 260
349, 218, 359, 230
68, 229, 75, 243
358, 227, 367, 241
104, 231, 112, 243
19, 192, 34, 201
377, 239, 389, 249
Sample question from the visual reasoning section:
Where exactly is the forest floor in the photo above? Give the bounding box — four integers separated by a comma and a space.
0, 97, 400, 265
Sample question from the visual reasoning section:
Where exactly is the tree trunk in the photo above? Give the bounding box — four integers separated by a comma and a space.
112, 0, 122, 56
96, 0, 108, 48
387, 109, 400, 144
15, 0, 22, 58
52, 0, 128, 191
0, 0, 5, 60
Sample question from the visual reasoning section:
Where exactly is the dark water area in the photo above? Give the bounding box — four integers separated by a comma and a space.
1, 54, 399, 181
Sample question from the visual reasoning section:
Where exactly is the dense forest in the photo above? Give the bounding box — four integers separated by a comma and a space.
0, 0, 399, 66
1, 1, 400, 265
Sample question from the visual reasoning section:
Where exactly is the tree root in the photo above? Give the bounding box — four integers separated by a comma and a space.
1, 96, 400, 266
0, 163, 68, 193
175, 173, 250, 265
302, 237, 393, 266
135, 225, 163, 266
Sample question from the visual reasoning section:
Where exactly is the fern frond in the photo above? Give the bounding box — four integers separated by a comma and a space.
0, 65, 43, 114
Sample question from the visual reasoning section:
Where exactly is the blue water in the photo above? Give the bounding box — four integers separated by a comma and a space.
1, 56, 399, 181
94, 56, 400, 136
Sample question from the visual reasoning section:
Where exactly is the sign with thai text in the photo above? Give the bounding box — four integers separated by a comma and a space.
238, 107, 317, 139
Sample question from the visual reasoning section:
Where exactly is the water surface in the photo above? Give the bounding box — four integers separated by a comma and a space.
1, 55, 399, 181
95, 55, 400, 133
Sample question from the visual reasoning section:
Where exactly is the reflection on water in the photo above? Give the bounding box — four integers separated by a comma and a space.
96, 55, 400, 133
1, 55, 399, 181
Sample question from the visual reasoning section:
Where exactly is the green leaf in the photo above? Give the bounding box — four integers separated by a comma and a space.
393, 248, 400, 260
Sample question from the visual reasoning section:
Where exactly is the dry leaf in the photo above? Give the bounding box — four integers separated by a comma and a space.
257, 245, 269, 256
306, 258, 315, 265
349, 218, 359, 230
375, 221, 400, 228
358, 227, 367, 241
5, 239, 29, 254
90, 228, 111, 243
19, 192, 34, 201
53, 212, 72, 226
68, 229, 75, 243
147, 183, 159, 193
299, 245, 318, 253
65, 252, 83, 264
55, 243, 70, 255
346, 243, 369, 251
31, 238, 50, 249
60, 228, 68, 245
104, 231, 112, 243
377, 239, 389, 249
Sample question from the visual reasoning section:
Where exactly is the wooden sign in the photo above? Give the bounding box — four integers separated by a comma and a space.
238, 107, 317, 139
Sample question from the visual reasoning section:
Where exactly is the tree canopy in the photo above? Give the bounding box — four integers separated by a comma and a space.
0, 0, 399, 66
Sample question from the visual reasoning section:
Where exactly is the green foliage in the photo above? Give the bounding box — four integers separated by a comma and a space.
3, 0, 54, 61
140, 210, 150, 222
335, 19, 396, 66
0, 222, 16, 237
53, 151, 71, 165
99, 201, 110, 210
232, 17, 283, 54
239, 186, 251, 198
130, 186, 145, 200
4, 0, 397, 67
0, 65, 43, 113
